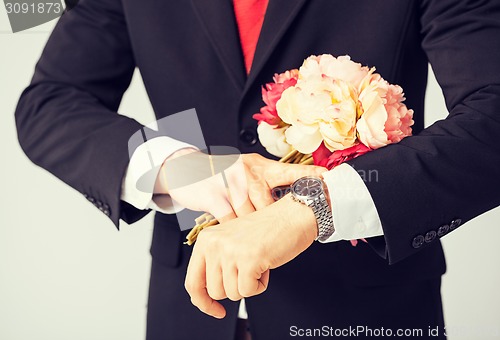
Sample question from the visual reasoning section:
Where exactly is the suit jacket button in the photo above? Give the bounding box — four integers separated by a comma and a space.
450, 219, 462, 230
412, 235, 425, 249
103, 209, 111, 216
437, 225, 449, 237
96, 200, 103, 207
239, 129, 257, 146
87, 197, 95, 203
425, 231, 437, 243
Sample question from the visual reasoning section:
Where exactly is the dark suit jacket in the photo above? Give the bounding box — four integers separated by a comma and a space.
15, 0, 500, 339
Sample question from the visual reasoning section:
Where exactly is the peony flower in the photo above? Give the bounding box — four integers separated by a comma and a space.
357, 72, 414, 149
311, 142, 333, 168
312, 142, 371, 170
277, 78, 359, 154
256, 122, 293, 157
384, 85, 414, 144
273, 69, 299, 84
253, 70, 299, 126
299, 54, 371, 89
253, 53, 414, 163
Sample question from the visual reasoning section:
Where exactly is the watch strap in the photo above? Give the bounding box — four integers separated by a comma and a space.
309, 193, 335, 241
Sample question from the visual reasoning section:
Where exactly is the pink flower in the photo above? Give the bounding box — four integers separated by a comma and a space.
274, 70, 299, 84
384, 84, 414, 144
253, 70, 299, 126
312, 142, 371, 170
357, 73, 414, 148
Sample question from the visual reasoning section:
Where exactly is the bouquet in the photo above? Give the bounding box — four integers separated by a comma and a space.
186, 54, 414, 245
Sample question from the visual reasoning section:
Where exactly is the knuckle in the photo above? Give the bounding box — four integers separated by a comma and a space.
190, 296, 202, 308
207, 288, 225, 301
226, 292, 242, 301
245, 153, 260, 162
195, 231, 205, 243
250, 245, 266, 260
239, 287, 254, 298
196, 230, 210, 243
184, 280, 195, 294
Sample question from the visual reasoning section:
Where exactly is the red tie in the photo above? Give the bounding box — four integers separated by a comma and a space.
233, 0, 269, 74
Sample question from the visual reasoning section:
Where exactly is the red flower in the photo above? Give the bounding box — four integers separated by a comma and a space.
312, 142, 371, 170
312, 142, 332, 168
253, 70, 299, 126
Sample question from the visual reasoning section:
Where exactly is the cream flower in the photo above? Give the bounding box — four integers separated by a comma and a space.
300, 54, 371, 88
256, 122, 292, 157
277, 78, 358, 154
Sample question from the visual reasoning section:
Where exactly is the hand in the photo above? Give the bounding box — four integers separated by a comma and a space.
154, 150, 324, 222
184, 195, 318, 318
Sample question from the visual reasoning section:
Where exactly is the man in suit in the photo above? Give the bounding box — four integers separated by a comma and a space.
15, 0, 500, 339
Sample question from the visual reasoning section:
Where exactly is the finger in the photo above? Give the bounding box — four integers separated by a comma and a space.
245, 164, 275, 210
211, 199, 237, 223
268, 163, 326, 188
206, 261, 227, 301
207, 172, 239, 222
221, 155, 249, 210
238, 266, 270, 298
216, 208, 237, 223
232, 197, 256, 217
260, 269, 270, 290
185, 251, 226, 319
222, 265, 243, 301
248, 182, 274, 210
193, 292, 226, 319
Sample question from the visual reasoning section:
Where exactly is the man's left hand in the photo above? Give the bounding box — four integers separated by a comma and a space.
184, 195, 318, 319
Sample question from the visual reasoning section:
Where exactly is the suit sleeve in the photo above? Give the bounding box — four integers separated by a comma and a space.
15, 0, 148, 227
347, 0, 500, 264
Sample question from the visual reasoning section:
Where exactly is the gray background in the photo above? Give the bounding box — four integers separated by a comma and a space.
1, 11, 499, 340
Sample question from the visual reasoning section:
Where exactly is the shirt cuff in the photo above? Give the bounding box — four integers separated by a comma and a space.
121, 136, 197, 214
320, 163, 383, 243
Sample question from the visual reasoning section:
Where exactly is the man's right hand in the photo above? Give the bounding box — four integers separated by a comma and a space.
153, 149, 325, 222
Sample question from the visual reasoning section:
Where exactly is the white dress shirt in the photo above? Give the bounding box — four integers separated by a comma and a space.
121, 137, 384, 318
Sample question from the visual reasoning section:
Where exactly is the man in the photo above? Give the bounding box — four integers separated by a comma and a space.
15, 0, 500, 339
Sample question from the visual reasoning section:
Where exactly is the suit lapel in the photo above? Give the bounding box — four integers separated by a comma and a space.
190, 0, 307, 98
242, 0, 307, 97
190, 0, 246, 90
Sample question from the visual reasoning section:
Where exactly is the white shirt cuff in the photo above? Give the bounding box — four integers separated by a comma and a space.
121, 136, 197, 214
320, 163, 383, 243
238, 299, 248, 319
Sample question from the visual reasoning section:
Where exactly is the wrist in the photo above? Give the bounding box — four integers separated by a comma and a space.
154, 148, 198, 194
280, 194, 318, 243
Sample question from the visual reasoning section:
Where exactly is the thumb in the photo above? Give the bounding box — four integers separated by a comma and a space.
268, 163, 326, 188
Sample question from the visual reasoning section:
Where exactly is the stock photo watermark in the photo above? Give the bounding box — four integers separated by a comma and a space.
2, 0, 78, 33
289, 324, 500, 338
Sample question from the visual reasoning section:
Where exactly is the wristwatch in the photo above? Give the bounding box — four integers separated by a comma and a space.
290, 176, 335, 242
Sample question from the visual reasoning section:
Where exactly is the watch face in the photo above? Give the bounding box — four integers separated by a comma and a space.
292, 177, 323, 199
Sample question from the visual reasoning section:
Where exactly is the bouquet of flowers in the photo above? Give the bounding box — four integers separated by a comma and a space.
186, 54, 414, 245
